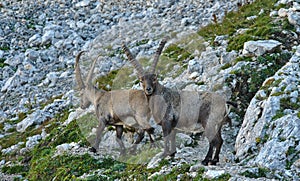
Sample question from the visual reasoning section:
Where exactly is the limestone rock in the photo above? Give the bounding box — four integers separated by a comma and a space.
235, 48, 300, 175
242, 40, 282, 56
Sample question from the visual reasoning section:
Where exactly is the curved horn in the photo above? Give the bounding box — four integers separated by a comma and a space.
122, 43, 145, 77
150, 38, 167, 74
75, 51, 86, 90
86, 54, 101, 88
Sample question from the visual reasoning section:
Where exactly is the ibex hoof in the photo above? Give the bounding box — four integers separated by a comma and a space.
160, 151, 176, 158
201, 159, 209, 166
89, 147, 97, 153
208, 159, 218, 165
160, 151, 169, 158
169, 151, 176, 157
150, 142, 158, 149
128, 146, 137, 155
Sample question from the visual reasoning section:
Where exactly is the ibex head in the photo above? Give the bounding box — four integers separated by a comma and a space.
75, 51, 99, 108
122, 39, 167, 96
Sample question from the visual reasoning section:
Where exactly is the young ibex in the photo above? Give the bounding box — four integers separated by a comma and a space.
123, 39, 235, 165
75, 51, 155, 155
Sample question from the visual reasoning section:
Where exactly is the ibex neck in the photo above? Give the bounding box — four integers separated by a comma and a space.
152, 82, 166, 95
88, 87, 106, 106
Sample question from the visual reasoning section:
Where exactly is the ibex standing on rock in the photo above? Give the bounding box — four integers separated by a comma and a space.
75, 51, 155, 155
123, 39, 235, 165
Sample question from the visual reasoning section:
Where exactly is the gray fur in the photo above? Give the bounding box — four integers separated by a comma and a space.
123, 39, 232, 165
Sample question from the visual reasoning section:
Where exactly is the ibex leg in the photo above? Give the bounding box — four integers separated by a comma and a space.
129, 128, 145, 154
161, 120, 172, 157
116, 125, 126, 155
170, 129, 177, 156
146, 127, 157, 148
202, 143, 214, 166
211, 129, 223, 165
91, 119, 106, 153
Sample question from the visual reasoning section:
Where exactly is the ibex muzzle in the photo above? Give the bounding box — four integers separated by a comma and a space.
140, 74, 157, 96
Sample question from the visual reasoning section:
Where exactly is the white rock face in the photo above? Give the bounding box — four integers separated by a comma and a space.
235, 47, 300, 174
242, 40, 282, 56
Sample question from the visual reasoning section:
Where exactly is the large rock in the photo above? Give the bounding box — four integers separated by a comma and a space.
242, 40, 282, 56
235, 46, 300, 176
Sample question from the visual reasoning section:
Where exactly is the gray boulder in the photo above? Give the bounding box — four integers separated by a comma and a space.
242, 40, 282, 56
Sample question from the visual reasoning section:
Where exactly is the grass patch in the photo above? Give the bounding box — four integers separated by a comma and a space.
197, 0, 293, 51
26, 112, 94, 180
28, 153, 123, 180
0, 109, 70, 155
2, 164, 29, 177
241, 167, 270, 178
95, 69, 119, 91
119, 146, 161, 165
164, 44, 193, 63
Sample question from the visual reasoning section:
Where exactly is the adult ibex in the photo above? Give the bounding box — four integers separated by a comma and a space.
75, 51, 155, 155
123, 39, 235, 165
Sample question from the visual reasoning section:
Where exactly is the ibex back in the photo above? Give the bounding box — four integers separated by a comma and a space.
123, 39, 234, 165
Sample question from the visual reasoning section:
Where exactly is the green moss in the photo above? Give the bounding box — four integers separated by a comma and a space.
297, 111, 300, 119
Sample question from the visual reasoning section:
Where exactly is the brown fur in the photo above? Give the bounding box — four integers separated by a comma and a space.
75, 51, 154, 154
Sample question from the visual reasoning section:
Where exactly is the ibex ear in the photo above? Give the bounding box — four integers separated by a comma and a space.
139, 76, 143, 83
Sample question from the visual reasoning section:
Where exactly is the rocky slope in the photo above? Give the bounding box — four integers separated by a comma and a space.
0, 0, 300, 180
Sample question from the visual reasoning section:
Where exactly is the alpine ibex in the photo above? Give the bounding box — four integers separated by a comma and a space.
75, 51, 155, 155
123, 39, 235, 165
